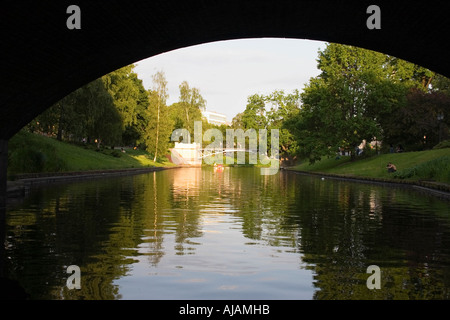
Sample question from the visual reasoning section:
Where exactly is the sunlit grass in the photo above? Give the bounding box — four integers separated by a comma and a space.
292, 148, 450, 184
7, 131, 175, 177
125, 148, 176, 168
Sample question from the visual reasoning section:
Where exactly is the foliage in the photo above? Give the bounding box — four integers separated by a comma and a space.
240, 94, 268, 129
121, 71, 151, 146
8, 130, 176, 176
141, 71, 173, 161
31, 71, 126, 147
8, 130, 68, 175
393, 156, 450, 183
381, 89, 450, 151
102, 65, 141, 130
433, 140, 450, 150
26, 64, 216, 166
110, 150, 122, 158
169, 81, 207, 144
24, 42, 450, 170
293, 148, 450, 184
232, 90, 301, 164
284, 43, 448, 163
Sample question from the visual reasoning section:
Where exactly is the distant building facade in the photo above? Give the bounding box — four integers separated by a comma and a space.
201, 110, 229, 126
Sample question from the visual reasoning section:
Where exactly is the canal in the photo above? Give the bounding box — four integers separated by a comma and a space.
4, 167, 450, 299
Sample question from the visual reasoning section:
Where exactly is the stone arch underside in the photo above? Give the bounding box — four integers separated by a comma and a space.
2, 0, 449, 140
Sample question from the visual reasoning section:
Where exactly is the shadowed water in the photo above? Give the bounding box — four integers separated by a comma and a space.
4, 167, 450, 299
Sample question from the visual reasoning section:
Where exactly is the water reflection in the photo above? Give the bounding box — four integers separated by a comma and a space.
4, 167, 450, 299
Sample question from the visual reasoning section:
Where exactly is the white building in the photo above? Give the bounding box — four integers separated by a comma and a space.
201, 110, 229, 126
170, 142, 202, 165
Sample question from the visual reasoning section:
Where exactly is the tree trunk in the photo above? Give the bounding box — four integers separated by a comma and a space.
186, 105, 190, 133
153, 100, 160, 162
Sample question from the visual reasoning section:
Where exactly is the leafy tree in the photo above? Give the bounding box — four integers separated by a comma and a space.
385, 57, 435, 90
265, 90, 301, 165
382, 89, 450, 150
75, 78, 122, 147
32, 78, 122, 148
232, 91, 300, 164
102, 64, 151, 147
171, 81, 206, 134
102, 65, 140, 130
122, 73, 151, 147
287, 43, 437, 163
231, 112, 245, 129
431, 73, 450, 95
241, 94, 267, 130
143, 71, 173, 162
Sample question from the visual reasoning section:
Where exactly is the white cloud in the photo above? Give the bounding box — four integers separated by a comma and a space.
134, 38, 327, 122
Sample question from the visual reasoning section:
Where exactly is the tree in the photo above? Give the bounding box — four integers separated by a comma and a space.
287, 43, 437, 163
29, 65, 149, 150
143, 71, 172, 162
285, 78, 345, 163
431, 73, 450, 95
232, 91, 300, 165
231, 112, 245, 129
265, 90, 301, 165
381, 89, 450, 150
122, 73, 151, 147
102, 64, 142, 143
32, 77, 122, 147
241, 94, 267, 130
76, 78, 122, 147
168, 81, 206, 144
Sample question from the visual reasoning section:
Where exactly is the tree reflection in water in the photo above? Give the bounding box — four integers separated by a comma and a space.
4, 168, 450, 299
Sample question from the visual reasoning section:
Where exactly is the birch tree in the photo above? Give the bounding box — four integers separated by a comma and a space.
145, 71, 172, 162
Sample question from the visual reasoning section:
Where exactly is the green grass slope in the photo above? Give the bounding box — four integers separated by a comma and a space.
7, 131, 175, 178
292, 148, 450, 185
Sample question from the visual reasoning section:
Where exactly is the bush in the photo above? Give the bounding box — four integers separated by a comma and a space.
111, 150, 122, 158
433, 140, 450, 150
394, 155, 450, 183
8, 130, 68, 174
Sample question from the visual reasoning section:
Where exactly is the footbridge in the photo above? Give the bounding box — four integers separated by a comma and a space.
170, 142, 260, 165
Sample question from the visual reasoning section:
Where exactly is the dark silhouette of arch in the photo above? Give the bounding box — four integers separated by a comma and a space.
1, 1, 450, 298
2, 0, 449, 140
1, 0, 449, 207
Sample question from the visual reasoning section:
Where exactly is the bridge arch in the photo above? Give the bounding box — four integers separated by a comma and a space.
2, 0, 449, 140
1, 0, 449, 205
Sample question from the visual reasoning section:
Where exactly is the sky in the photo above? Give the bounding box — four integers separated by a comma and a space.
134, 38, 328, 123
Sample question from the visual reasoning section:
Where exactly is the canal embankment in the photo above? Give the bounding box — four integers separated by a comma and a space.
283, 148, 450, 198
6, 132, 180, 199
283, 168, 450, 199
6, 167, 180, 199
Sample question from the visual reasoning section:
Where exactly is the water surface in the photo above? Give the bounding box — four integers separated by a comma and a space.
4, 167, 450, 299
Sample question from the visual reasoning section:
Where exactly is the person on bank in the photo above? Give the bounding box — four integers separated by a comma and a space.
387, 162, 397, 173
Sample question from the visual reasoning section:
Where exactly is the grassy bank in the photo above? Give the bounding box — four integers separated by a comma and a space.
290, 148, 450, 189
7, 131, 175, 179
